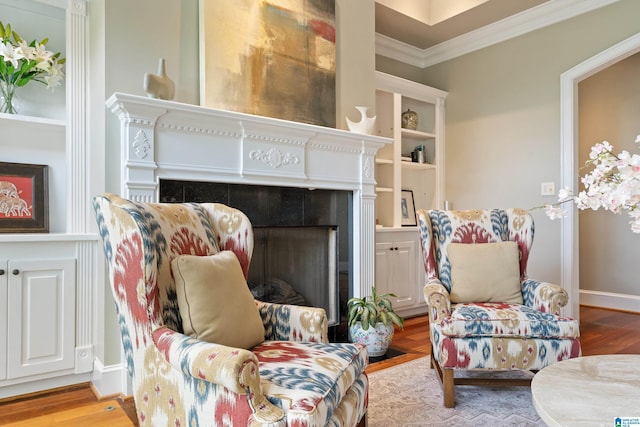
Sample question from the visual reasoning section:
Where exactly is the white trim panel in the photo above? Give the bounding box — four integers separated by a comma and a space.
580, 290, 640, 313
91, 359, 131, 399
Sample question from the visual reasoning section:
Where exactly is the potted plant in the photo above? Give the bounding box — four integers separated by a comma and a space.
347, 286, 404, 357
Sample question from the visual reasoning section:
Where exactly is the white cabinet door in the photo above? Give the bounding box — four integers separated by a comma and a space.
0, 261, 7, 381
375, 240, 417, 310
6, 259, 76, 379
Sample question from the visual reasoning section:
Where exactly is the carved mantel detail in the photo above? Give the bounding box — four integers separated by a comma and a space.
249, 148, 300, 169
133, 130, 151, 159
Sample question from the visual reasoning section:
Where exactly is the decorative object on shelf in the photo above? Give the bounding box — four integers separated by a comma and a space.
401, 189, 417, 226
401, 108, 418, 130
143, 58, 175, 100
0, 21, 65, 115
347, 286, 404, 357
346, 105, 376, 135
413, 144, 425, 163
0, 80, 18, 114
0, 162, 49, 233
541, 137, 640, 233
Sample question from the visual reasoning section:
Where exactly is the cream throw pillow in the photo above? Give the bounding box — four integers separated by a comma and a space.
172, 251, 265, 349
447, 241, 523, 304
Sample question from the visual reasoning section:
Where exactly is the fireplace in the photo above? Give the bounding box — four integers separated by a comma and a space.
250, 226, 339, 324
107, 93, 390, 339
160, 179, 350, 328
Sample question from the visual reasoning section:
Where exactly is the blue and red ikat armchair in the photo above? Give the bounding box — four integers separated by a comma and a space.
417, 208, 581, 407
93, 193, 368, 426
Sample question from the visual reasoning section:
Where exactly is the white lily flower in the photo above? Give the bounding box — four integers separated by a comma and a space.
0, 41, 24, 69
15, 40, 35, 60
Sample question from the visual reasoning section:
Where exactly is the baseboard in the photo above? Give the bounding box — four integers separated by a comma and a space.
580, 289, 640, 313
91, 359, 131, 399
0, 373, 91, 400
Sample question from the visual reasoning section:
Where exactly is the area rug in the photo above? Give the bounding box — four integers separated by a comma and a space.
367, 357, 546, 426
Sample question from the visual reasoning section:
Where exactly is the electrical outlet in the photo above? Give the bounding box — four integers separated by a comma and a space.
541, 182, 555, 196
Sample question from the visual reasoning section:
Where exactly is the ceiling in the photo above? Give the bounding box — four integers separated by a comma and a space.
375, 0, 549, 50
373, 0, 620, 68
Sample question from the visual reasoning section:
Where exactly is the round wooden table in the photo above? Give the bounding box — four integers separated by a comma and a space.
531, 354, 640, 426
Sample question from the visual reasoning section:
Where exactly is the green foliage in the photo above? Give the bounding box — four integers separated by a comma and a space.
347, 286, 404, 330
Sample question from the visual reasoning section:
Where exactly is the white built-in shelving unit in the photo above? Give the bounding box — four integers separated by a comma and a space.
373, 71, 447, 317
0, 0, 98, 399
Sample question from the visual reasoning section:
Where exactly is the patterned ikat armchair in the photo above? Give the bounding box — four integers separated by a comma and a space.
416, 208, 581, 408
93, 193, 368, 426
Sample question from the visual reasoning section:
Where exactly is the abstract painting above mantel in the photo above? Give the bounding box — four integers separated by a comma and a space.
199, 0, 336, 128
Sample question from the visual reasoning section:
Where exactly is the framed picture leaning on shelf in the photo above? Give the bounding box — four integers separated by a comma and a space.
401, 189, 416, 226
0, 162, 49, 233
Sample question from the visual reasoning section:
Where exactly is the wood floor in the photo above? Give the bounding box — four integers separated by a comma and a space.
1, 305, 639, 426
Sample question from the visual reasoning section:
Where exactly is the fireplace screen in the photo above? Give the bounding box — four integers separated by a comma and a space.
248, 226, 339, 326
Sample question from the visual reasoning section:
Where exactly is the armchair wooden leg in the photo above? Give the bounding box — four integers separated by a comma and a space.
432, 350, 456, 408
443, 368, 455, 408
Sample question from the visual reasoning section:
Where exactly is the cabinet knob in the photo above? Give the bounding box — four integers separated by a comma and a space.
0, 269, 4, 275
12, 269, 19, 275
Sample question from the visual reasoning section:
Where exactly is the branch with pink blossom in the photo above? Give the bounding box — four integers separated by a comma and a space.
540, 137, 640, 233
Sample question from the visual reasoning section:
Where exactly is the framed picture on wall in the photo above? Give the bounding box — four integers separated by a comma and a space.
0, 162, 49, 233
401, 189, 416, 226
199, 0, 336, 128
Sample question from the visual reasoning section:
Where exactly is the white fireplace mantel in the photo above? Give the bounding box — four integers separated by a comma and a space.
106, 93, 391, 298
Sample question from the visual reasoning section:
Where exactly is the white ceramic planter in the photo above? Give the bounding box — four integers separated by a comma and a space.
348, 321, 394, 357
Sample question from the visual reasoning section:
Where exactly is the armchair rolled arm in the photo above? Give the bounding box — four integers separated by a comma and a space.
423, 279, 451, 323
522, 279, 569, 316
151, 327, 285, 425
256, 301, 328, 343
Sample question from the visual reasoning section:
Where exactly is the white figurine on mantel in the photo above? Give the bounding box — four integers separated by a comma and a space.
143, 58, 175, 100
346, 106, 376, 135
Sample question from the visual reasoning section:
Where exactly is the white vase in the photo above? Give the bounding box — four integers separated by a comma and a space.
348, 321, 394, 357
346, 106, 376, 135
143, 58, 175, 100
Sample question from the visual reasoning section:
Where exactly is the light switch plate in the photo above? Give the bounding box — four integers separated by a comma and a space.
541, 182, 555, 196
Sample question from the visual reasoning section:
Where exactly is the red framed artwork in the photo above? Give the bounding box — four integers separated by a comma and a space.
0, 162, 49, 233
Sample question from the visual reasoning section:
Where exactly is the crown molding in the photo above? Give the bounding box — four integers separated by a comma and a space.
375, 32, 427, 68
376, 0, 622, 68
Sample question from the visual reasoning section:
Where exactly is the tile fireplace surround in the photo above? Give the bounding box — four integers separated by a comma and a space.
106, 93, 391, 300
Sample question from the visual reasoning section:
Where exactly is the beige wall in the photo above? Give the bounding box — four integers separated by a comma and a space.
336, 0, 376, 129
377, 0, 640, 287
578, 52, 640, 296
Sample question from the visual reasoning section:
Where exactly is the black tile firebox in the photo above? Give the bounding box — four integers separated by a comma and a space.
160, 179, 353, 341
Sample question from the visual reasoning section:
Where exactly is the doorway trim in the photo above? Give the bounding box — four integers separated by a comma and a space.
560, 32, 640, 320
